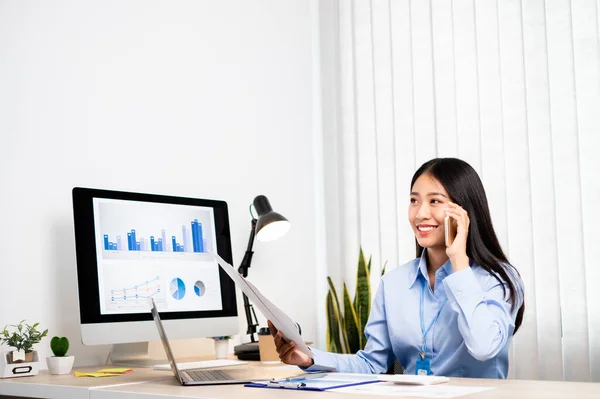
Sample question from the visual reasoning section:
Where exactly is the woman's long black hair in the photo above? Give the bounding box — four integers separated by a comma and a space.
411, 158, 524, 334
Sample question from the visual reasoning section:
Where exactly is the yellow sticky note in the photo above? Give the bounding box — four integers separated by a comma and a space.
74, 372, 121, 377
96, 368, 133, 374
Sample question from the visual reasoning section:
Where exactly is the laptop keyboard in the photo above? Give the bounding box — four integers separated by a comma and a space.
186, 369, 233, 381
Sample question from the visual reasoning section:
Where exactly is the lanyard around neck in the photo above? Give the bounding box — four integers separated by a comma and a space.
420, 277, 447, 355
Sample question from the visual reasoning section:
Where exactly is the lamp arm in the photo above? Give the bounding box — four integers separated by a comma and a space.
238, 219, 259, 342
238, 219, 257, 278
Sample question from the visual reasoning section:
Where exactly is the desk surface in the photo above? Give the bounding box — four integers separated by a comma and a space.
0, 360, 304, 399
91, 375, 600, 399
0, 366, 171, 399
1, 361, 599, 399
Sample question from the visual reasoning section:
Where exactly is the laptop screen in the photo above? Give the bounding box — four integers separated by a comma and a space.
149, 297, 183, 382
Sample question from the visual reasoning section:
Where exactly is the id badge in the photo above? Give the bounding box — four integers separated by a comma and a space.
415, 357, 431, 375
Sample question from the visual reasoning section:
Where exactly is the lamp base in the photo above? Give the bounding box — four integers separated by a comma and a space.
233, 342, 260, 361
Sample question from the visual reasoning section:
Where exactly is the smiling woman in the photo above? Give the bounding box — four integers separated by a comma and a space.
409, 158, 525, 333
268, 157, 525, 379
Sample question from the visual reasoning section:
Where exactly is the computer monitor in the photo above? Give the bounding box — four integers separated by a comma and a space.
72, 187, 238, 365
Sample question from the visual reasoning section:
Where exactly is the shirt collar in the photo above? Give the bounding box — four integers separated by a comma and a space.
408, 249, 454, 289
441, 258, 454, 276
408, 250, 428, 289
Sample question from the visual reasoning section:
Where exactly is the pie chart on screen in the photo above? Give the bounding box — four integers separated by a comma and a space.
194, 281, 206, 297
170, 278, 186, 300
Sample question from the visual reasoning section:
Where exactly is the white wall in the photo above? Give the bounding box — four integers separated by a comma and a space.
0, 0, 318, 366
317, 0, 600, 382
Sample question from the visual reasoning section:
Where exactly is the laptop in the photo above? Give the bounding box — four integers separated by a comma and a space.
148, 297, 272, 386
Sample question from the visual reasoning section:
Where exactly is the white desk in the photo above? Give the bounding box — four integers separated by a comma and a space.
1, 362, 599, 399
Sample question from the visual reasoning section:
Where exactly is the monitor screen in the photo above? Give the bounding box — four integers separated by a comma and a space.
72, 187, 238, 346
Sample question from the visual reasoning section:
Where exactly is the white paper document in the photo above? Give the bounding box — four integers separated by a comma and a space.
212, 252, 313, 358
336, 382, 494, 398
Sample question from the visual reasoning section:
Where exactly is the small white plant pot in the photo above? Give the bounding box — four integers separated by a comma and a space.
0, 351, 40, 378
46, 356, 74, 375
214, 340, 229, 359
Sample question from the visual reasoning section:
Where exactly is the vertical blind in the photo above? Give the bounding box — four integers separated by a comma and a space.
318, 0, 600, 381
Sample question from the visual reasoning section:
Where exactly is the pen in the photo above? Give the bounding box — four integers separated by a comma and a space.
284, 373, 328, 382
267, 380, 305, 389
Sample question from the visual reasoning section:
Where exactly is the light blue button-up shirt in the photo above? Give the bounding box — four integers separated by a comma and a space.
306, 250, 524, 378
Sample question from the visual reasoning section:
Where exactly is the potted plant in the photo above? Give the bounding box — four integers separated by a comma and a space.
212, 336, 232, 359
1, 320, 48, 364
326, 247, 404, 374
46, 336, 74, 375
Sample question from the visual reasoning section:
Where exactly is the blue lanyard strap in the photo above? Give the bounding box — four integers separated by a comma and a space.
420, 278, 447, 355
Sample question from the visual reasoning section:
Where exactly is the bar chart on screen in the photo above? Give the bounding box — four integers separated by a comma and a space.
102, 219, 209, 254
95, 199, 218, 261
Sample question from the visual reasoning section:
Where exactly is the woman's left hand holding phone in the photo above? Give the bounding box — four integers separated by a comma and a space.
267, 320, 314, 368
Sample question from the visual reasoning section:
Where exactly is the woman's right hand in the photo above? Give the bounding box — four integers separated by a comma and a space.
267, 320, 313, 368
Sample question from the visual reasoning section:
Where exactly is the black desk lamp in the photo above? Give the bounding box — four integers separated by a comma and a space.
234, 195, 290, 360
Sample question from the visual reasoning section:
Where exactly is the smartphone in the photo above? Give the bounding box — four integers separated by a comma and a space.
444, 215, 457, 247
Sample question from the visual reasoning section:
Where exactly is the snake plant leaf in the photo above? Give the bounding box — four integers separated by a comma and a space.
343, 282, 360, 354
381, 260, 388, 276
327, 276, 348, 353
325, 290, 341, 353
357, 306, 364, 349
354, 248, 371, 338
353, 248, 365, 310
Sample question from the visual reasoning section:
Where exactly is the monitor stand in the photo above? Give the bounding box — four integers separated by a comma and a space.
108, 342, 161, 367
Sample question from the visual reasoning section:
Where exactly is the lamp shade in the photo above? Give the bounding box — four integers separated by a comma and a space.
253, 195, 291, 242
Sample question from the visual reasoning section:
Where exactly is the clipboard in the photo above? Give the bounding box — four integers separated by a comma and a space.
245, 373, 381, 392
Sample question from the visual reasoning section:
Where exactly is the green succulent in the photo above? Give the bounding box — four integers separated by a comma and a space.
50, 336, 70, 357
